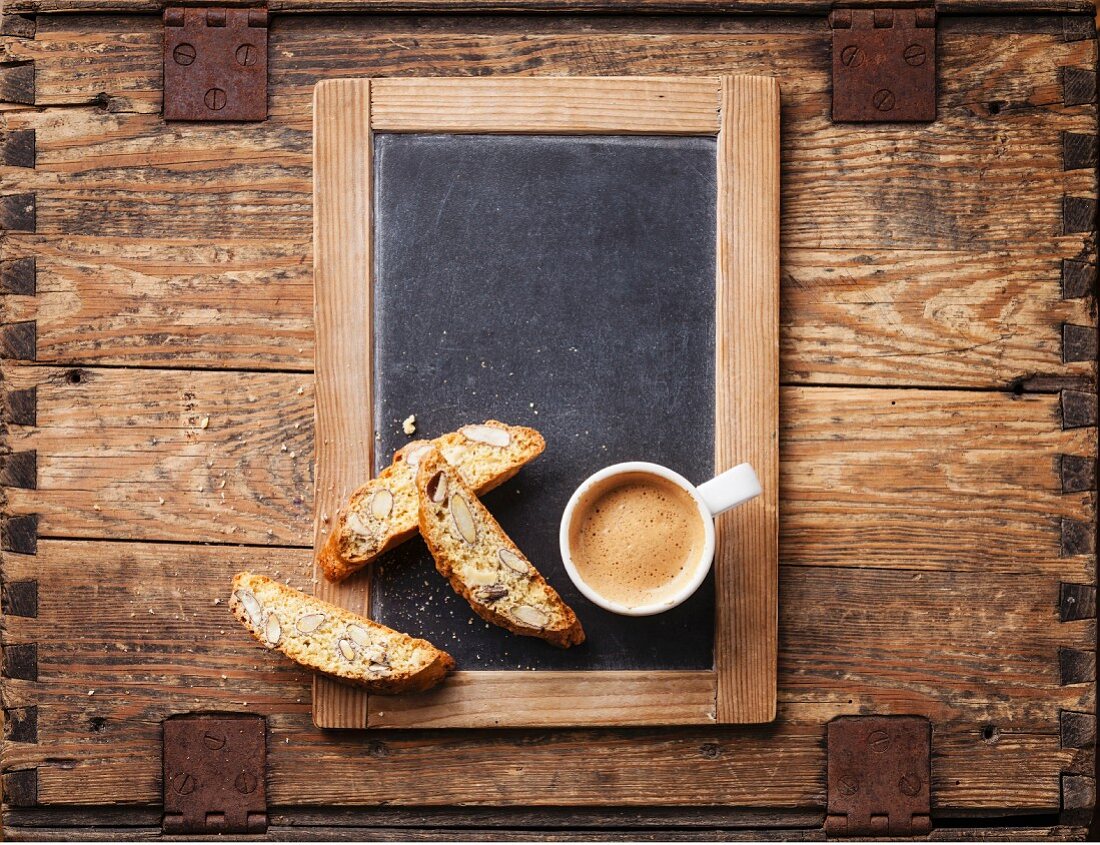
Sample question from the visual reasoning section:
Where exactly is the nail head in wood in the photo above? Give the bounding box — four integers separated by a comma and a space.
1062, 259, 1095, 300
3, 643, 38, 681
1061, 390, 1096, 429
2, 514, 38, 555
5, 386, 36, 427
1, 450, 36, 490
1061, 774, 1095, 825
1063, 66, 1097, 106
1063, 324, 1097, 363
0, 130, 34, 169
1063, 15, 1096, 41
2, 579, 38, 618
2, 769, 38, 807
1060, 454, 1095, 493
1061, 518, 1094, 557
1061, 711, 1096, 749
1063, 131, 1097, 170
3, 706, 38, 744
1063, 196, 1096, 234
1, 321, 36, 360
1059, 582, 1096, 621
1060, 646, 1095, 684
0, 63, 34, 106
0, 15, 36, 38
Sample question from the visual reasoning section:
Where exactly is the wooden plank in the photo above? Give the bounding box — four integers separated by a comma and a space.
0, 538, 1089, 809
370, 76, 720, 134
3, 373, 1090, 582
3, 0, 1095, 15
714, 75, 779, 724
310, 79, 375, 729
368, 672, 717, 728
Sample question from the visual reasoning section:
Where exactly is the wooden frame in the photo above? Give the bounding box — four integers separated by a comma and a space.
313, 76, 779, 729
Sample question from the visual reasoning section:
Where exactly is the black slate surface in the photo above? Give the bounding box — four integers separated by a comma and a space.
370, 133, 717, 671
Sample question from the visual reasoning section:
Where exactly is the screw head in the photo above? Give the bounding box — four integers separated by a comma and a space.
899, 774, 923, 797
235, 43, 257, 67
840, 45, 866, 68
838, 775, 860, 796
903, 44, 927, 66
234, 771, 259, 794
172, 43, 196, 66
171, 772, 196, 795
867, 729, 892, 752
872, 89, 896, 112
204, 88, 227, 111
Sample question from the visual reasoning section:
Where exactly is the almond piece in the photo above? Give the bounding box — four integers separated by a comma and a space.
370, 488, 394, 520
336, 638, 356, 662
403, 442, 431, 469
296, 612, 326, 634
498, 548, 527, 574
476, 584, 509, 603
264, 612, 282, 647
346, 624, 372, 649
234, 589, 263, 628
449, 493, 478, 545
364, 644, 388, 665
460, 424, 511, 447
512, 605, 549, 629
427, 470, 448, 504
344, 508, 373, 539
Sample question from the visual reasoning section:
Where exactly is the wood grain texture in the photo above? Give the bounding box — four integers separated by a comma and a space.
715, 75, 779, 724
3, 0, 1095, 14
368, 672, 717, 728
0, 23, 1092, 385
370, 76, 720, 134
311, 78, 375, 729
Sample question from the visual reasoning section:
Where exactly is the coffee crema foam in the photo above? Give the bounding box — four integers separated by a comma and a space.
568, 471, 705, 608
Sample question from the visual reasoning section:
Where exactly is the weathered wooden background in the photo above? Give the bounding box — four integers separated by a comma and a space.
0, 2, 1096, 839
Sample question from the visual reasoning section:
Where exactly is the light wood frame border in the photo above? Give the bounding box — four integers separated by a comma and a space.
313, 76, 779, 729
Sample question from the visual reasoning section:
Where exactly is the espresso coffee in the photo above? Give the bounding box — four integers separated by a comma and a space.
567, 471, 706, 608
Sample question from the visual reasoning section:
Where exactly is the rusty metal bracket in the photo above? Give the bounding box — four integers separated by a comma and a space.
163, 6, 268, 121
826, 715, 932, 837
162, 713, 267, 834
830, 7, 936, 123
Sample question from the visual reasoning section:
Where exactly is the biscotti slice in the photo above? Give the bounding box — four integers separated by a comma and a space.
416, 448, 585, 648
229, 572, 454, 693
319, 421, 546, 583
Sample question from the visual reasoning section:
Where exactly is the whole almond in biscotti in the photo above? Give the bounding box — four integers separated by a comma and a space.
228, 571, 454, 693
415, 448, 585, 649
318, 421, 546, 583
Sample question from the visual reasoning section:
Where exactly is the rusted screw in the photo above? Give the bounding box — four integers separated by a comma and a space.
203, 732, 226, 750
235, 771, 258, 794
840, 45, 866, 68
872, 89, 896, 112
903, 44, 927, 66
235, 43, 257, 67
867, 729, 892, 752
899, 774, 922, 796
172, 772, 196, 795
204, 88, 227, 111
838, 775, 859, 796
172, 43, 196, 66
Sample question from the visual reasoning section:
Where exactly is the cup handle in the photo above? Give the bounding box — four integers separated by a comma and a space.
696, 463, 762, 517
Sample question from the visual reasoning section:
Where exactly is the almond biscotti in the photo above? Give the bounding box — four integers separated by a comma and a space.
319, 421, 545, 583
415, 448, 585, 649
229, 572, 454, 693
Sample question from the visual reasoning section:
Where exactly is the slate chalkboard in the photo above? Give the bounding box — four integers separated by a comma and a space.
370, 133, 717, 671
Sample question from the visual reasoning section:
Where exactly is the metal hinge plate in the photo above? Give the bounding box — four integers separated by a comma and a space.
826, 716, 932, 837
830, 7, 936, 123
162, 714, 267, 834
163, 6, 268, 121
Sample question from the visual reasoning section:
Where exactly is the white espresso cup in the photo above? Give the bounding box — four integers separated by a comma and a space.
559, 461, 762, 616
